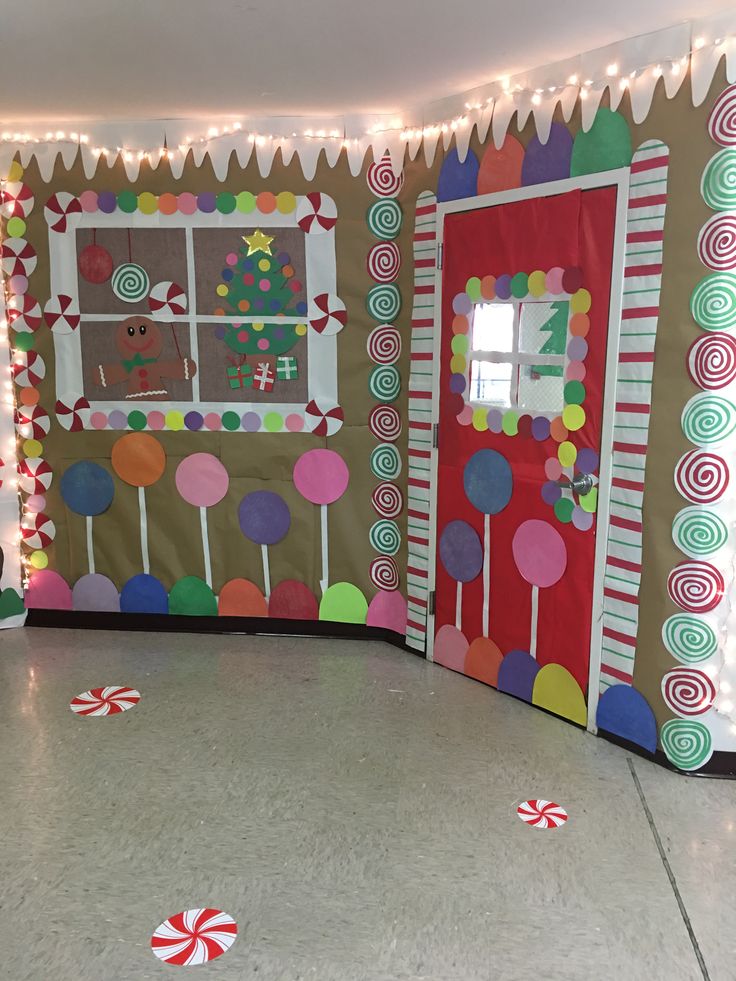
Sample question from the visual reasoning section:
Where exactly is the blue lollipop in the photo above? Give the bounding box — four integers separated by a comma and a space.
60, 461, 115, 574
463, 450, 513, 636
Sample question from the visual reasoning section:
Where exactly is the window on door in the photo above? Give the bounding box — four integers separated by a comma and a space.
468, 300, 569, 414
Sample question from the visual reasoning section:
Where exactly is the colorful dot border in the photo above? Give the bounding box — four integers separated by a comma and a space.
88, 408, 309, 434
74, 189, 298, 217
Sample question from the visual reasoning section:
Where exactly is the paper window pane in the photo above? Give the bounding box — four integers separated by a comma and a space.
472, 303, 514, 353
517, 365, 565, 412
470, 359, 512, 406
518, 300, 569, 357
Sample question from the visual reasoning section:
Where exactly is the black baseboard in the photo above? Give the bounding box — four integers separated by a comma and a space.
598, 727, 736, 778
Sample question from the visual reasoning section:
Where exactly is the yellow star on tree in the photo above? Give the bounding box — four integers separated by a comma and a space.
243, 229, 274, 256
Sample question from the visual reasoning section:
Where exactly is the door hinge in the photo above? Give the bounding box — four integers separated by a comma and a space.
432, 423, 439, 449
429, 590, 436, 616
436, 242, 443, 269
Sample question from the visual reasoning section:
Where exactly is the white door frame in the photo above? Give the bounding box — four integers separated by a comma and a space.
424, 168, 631, 734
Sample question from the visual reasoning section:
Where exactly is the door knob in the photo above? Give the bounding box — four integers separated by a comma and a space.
557, 472, 594, 496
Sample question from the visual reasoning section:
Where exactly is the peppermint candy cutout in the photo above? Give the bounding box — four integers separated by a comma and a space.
662, 613, 719, 665
367, 241, 401, 283
367, 324, 401, 365
15, 404, 50, 439
21, 511, 55, 549
371, 481, 403, 519
150, 908, 238, 966
369, 519, 401, 555
690, 272, 736, 332
296, 192, 337, 233
369, 404, 402, 441
309, 292, 347, 335
366, 198, 402, 239
661, 719, 713, 772
0, 182, 34, 219
370, 442, 401, 480
305, 399, 344, 436
661, 668, 716, 717
70, 686, 141, 716
367, 155, 404, 197
44, 191, 82, 232
1, 238, 37, 277
369, 364, 401, 402
687, 333, 736, 390
681, 392, 736, 446
18, 457, 53, 494
13, 350, 45, 387
56, 393, 90, 432
708, 83, 736, 147
44, 294, 80, 334
667, 560, 724, 614
148, 280, 187, 318
366, 283, 401, 322
517, 799, 568, 829
675, 450, 729, 504
7, 293, 42, 333
112, 262, 150, 302
697, 212, 736, 271
369, 556, 400, 591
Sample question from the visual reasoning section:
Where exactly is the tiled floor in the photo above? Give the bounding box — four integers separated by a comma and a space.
0, 627, 734, 980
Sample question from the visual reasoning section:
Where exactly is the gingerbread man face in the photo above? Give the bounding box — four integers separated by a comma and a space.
115, 316, 164, 360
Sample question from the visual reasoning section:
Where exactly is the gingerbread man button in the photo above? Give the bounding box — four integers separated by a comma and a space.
95, 316, 196, 399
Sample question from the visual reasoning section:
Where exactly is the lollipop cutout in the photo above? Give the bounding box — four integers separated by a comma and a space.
175, 453, 229, 588
439, 520, 483, 630
512, 520, 567, 658
111, 433, 166, 574
463, 450, 513, 637
293, 449, 349, 594
59, 461, 114, 574
238, 491, 291, 598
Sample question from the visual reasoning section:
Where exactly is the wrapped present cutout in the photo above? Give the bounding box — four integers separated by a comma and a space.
227, 363, 252, 389
253, 362, 275, 392
277, 356, 298, 381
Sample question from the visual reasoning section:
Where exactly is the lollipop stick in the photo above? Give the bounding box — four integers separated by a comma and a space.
320, 503, 329, 595
482, 513, 490, 637
138, 486, 150, 575
261, 543, 271, 599
455, 581, 463, 631
85, 515, 95, 575
199, 507, 212, 589
530, 584, 539, 659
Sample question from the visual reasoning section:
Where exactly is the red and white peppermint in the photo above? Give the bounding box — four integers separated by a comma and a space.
366, 155, 404, 197
56, 393, 90, 432
708, 83, 736, 147
309, 292, 347, 335
369, 556, 400, 591
1, 237, 37, 277
44, 191, 82, 232
150, 908, 238, 966
7, 293, 42, 333
15, 404, 50, 439
366, 324, 401, 365
44, 294, 80, 334
253, 362, 275, 392
70, 686, 141, 716
369, 404, 402, 442
18, 457, 53, 494
371, 481, 403, 519
0, 182, 34, 219
21, 511, 56, 549
517, 799, 568, 829
148, 280, 188, 318
367, 241, 401, 283
305, 399, 344, 436
13, 350, 45, 388
296, 192, 337, 233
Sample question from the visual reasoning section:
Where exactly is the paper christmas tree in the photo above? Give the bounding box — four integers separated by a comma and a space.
532, 301, 568, 377
213, 230, 308, 358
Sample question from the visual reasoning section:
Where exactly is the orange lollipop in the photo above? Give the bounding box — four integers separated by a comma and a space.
111, 433, 166, 572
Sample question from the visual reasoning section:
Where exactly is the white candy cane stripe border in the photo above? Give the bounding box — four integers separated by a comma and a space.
599, 141, 669, 691
405, 190, 437, 652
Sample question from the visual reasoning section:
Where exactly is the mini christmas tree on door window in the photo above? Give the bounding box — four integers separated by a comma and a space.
213, 229, 308, 390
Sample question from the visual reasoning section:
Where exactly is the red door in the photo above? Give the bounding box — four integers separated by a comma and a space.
432, 186, 619, 726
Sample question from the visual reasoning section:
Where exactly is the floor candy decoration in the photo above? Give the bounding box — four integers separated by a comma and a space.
516, 800, 569, 829
150, 908, 238, 966
69, 686, 140, 716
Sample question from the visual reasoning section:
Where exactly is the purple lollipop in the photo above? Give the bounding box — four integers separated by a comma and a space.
238, 491, 291, 596
439, 519, 483, 630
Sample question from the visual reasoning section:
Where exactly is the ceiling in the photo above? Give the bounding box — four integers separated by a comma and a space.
1, 0, 734, 122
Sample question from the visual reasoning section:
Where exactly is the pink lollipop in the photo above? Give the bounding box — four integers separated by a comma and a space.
175, 453, 229, 588
293, 449, 349, 593
512, 519, 567, 658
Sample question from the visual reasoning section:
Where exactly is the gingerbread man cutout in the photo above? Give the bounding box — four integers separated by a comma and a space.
95, 316, 196, 400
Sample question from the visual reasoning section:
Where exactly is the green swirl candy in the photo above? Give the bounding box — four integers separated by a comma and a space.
369, 519, 401, 555
690, 272, 736, 332
369, 365, 401, 402
672, 506, 728, 557
660, 719, 713, 771
370, 442, 402, 480
661, 614, 718, 664
366, 283, 401, 321
367, 199, 403, 239
681, 393, 736, 446
701, 148, 736, 211
112, 262, 150, 302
